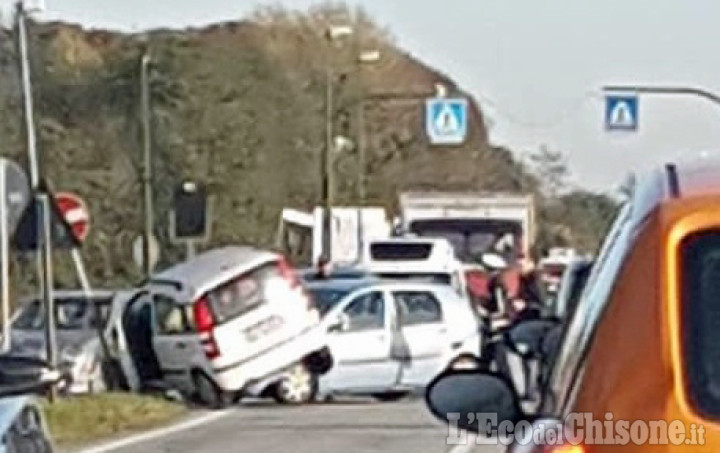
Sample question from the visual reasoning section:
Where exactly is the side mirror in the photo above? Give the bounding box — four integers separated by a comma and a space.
328, 313, 350, 333
540, 324, 563, 361
425, 370, 522, 434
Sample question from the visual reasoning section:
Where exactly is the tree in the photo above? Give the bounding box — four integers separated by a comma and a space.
528, 145, 569, 198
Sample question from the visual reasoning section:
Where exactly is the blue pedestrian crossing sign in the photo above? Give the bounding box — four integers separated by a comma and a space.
425, 97, 468, 145
605, 94, 638, 131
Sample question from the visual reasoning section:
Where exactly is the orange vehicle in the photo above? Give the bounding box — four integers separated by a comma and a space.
425, 156, 720, 452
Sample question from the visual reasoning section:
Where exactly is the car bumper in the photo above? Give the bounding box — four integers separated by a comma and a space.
213, 325, 331, 394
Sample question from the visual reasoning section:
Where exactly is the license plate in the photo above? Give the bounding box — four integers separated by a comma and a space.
244, 315, 284, 342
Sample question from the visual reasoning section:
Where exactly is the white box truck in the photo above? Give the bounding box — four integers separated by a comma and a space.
398, 191, 536, 265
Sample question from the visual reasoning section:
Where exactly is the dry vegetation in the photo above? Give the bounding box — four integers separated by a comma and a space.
0, 3, 616, 292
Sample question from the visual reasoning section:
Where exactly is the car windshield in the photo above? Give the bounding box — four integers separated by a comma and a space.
306, 287, 352, 316
12, 296, 113, 331
408, 219, 523, 264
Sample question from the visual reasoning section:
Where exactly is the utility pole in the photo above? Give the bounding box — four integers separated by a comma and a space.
141, 52, 154, 279
354, 50, 380, 205
16, 0, 57, 402
322, 66, 334, 260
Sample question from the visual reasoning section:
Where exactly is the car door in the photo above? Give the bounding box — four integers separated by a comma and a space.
392, 289, 448, 387
107, 291, 143, 391
321, 289, 399, 393
150, 292, 205, 393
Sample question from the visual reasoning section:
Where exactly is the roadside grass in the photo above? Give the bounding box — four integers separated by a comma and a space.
42, 392, 187, 449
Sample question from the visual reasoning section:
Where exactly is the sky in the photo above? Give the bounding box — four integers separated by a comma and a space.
4, 0, 720, 192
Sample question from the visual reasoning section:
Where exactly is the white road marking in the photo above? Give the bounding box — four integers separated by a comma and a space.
71, 409, 233, 453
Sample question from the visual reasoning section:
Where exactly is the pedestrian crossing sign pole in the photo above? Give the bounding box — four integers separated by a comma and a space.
605, 94, 639, 131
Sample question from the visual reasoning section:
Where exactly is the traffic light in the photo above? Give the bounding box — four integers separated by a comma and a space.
172, 181, 208, 240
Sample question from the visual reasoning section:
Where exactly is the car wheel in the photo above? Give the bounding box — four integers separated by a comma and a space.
273, 364, 317, 404
193, 371, 233, 409
101, 360, 128, 391
371, 391, 409, 402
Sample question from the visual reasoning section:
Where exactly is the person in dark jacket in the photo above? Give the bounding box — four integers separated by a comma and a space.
314, 255, 333, 280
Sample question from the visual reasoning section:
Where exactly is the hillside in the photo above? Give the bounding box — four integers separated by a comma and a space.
0, 5, 594, 289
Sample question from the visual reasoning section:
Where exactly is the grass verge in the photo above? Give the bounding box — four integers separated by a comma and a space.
42, 393, 187, 449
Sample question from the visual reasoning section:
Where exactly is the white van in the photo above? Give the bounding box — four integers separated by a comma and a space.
114, 246, 332, 407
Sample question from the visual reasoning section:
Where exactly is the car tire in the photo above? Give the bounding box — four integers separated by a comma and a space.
371, 391, 409, 402
101, 360, 128, 391
273, 364, 317, 404
192, 371, 233, 409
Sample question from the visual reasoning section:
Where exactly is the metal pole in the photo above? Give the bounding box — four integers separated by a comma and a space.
16, 3, 39, 189
71, 249, 91, 294
17, 3, 57, 399
71, 248, 111, 368
141, 53, 154, 278
39, 192, 56, 402
0, 163, 9, 353
603, 85, 720, 108
322, 66, 334, 260
356, 100, 367, 204
186, 240, 196, 260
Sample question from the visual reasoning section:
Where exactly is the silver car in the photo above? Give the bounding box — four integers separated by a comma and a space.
9, 290, 132, 395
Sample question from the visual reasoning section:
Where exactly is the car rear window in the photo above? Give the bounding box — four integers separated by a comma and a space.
206, 261, 280, 324
681, 230, 720, 420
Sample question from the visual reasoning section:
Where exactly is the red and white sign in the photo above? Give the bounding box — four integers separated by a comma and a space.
55, 192, 90, 243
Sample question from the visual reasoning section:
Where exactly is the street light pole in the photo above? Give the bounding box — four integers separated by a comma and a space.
322, 65, 334, 261
141, 52, 154, 279
321, 26, 354, 262
16, 0, 57, 402
17, 3, 38, 188
603, 85, 720, 109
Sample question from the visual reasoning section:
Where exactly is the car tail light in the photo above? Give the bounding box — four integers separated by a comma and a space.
193, 297, 220, 359
277, 257, 301, 288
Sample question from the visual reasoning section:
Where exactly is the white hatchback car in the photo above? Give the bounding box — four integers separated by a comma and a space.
113, 246, 333, 407
306, 279, 482, 401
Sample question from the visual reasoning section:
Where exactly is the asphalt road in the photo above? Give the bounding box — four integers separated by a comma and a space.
88, 398, 503, 453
